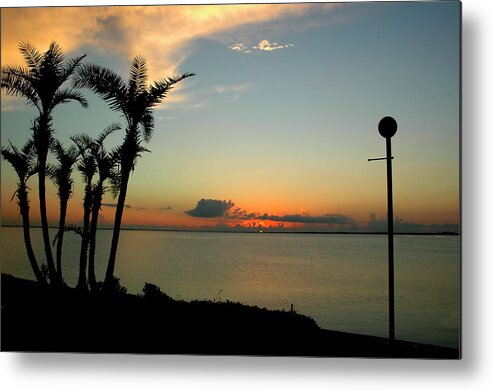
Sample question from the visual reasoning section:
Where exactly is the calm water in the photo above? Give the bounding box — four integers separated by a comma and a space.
1, 227, 460, 348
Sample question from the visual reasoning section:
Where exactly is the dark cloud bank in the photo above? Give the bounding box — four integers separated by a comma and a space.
186, 199, 234, 218
184, 198, 458, 233
185, 198, 355, 228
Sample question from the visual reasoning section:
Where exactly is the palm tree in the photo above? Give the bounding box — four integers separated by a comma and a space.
72, 125, 120, 291
73, 55, 194, 289
1, 140, 45, 283
1, 41, 87, 285
87, 130, 121, 291
49, 141, 79, 282
71, 134, 97, 290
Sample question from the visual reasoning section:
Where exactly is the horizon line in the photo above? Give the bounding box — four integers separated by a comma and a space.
1, 224, 459, 236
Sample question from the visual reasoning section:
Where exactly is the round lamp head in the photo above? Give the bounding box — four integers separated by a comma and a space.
378, 116, 398, 138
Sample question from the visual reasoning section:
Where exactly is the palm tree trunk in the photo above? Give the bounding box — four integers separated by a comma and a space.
56, 197, 68, 283
77, 187, 92, 290
38, 156, 57, 284
88, 184, 103, 291
18, 185, 45, 284
104, 167, 130, 288
37, 113, 57, 284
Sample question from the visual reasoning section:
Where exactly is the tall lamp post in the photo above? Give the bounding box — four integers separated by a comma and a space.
369, 116, 398, 342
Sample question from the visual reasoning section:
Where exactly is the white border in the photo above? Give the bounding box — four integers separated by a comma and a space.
2, 0, 492, 390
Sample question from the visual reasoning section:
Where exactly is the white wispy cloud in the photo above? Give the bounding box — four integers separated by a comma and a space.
254, 39, 294, 51
228, 43, 252, 53
228, 39, 294, 53
169, 83, 250, 109
212, 84, 250, 94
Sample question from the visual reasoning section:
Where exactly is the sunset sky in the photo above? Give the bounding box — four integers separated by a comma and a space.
1, 2, 460, 232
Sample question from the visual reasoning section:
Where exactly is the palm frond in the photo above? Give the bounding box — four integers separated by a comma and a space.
48, 139, 78, 200
95, 123, 121, 145
21, 137, 35, 156
45, 41, 65, 71
73, 63, 127, 113
45, 162, 57, 180
51, 140, 79, 165
66, 144, 80, 161
76, 157, 96, 178
140, 110, 154, 143
18, 41, 43, 71
128, 55, 148, 96
108, 167, 121, 199
51, 88, 88, 109
37, 43, 67, 96
61, 54, 87, 82
27, 163, 39, 179
71, 133, 97, 183
95, 152, 116, 182
1, 146, 18, 166
132, 143, 150, 169
52, 224, 84, 246
4, 42, 89, 116
50, 138, 64, 158
1, 65, 41, 111
1, 141, 34, 182
147, 72, 195, 107
10, 189, 18, 202
6, 141, 21, 157
70, 133, 93, 150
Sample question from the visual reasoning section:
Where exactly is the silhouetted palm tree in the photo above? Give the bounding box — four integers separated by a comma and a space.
87, 128, 121, 291
73, 55, 194, 289
71, 134, 97, 290
1, 140, 45, 283
49, 141, 79, 282
1, 42, 87, 284
72, 124, 120, 291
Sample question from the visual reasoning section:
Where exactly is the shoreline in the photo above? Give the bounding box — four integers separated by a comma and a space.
1, 273, 460, 358
1, 225, 460, 236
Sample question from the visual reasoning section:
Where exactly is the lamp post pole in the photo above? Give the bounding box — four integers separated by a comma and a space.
369, 116, 398, 342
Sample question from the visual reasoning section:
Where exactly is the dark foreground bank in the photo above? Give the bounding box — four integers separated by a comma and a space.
1, 274, 459, 358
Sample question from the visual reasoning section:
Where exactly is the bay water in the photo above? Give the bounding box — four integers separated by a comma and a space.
1, 227, 460, 349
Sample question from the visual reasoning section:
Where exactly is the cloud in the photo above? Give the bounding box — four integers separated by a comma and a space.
178, 83, 251, 108
366, 213, 459, 234
228, 39, 294, 53
256, 213, 355, 226
101, 202, 146, 211
185, 198, 234, 218
2, 4, 330, 79
186, 198, 355, 227
102, 203, 131, 209
254, 39, 294, 51
212, 84, 250, 94
225, 205, 354, 225
1, 4, 340, 109
228, 43, 252, 53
